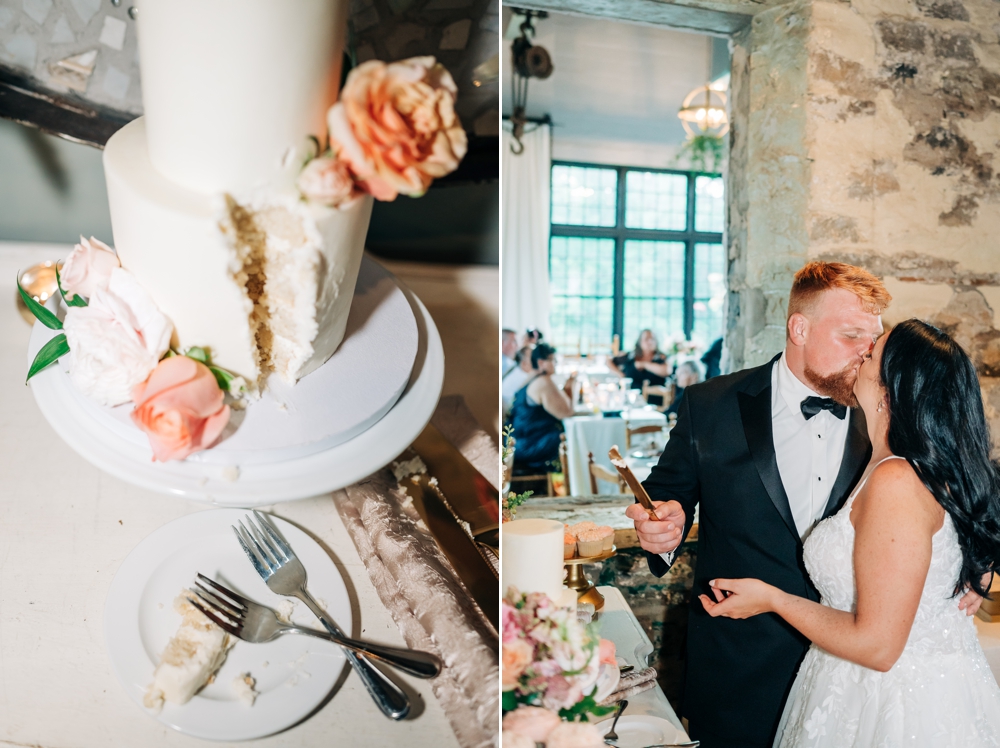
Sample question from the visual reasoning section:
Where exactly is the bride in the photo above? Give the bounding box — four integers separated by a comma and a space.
700, 318, 1000, 746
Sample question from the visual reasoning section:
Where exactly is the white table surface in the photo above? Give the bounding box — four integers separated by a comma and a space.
0, 242, 486, 748
595, 586, 686, 736
563, 410, 667, 496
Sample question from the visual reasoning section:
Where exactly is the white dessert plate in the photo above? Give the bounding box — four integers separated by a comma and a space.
594, 715, 685, 748
27, 261, 444, 505
105, 509, 352, 741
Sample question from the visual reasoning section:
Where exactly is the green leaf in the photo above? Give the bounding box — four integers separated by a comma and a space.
55, 266, 87, 307
184, 346, 210, 364
162, 349, 177, 359
501, 689, 518, 713
208, 365, 235, 392
27, 333, 69, 381
17, 275, 62, 329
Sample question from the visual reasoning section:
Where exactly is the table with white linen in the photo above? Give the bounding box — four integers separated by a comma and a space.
0, 242, 497, 748
563, 410, 667, 495
596, 586, 688, 737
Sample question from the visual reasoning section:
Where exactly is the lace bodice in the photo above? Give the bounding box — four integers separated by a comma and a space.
776, 455, 1000, 747
803, 456, 969, 657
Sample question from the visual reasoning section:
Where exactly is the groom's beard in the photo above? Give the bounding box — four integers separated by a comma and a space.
804, 362, 860, 409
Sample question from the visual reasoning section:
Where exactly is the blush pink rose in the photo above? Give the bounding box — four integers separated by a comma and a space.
328, 56, 467, 201
296, 154, 361, 207
501, 706, 562, 743
599, 639, 616, 666
130, 356, 230, 462
61, 236, 121, 300
502, 638, 534, 689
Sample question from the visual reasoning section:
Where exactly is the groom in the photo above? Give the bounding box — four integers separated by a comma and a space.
627, 262, 983, 747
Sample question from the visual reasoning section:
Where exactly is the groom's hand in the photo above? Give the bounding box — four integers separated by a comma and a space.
957, 572, 993, 617
626, 500, 685, 555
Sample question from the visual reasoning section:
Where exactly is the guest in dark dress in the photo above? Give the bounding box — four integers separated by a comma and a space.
611, 329, 671, 405
665, 360, 704, 417
509, 344, 575, 472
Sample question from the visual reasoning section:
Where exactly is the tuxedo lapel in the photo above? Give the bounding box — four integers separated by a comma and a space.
824, 406, 872, 518
737, 359, 800, 543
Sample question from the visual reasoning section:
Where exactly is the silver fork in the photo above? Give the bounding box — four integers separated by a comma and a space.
234, 510, 410, 719
187, 573, 441, 678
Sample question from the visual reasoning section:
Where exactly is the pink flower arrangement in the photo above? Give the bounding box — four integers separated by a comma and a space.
502, 588, 619, 725
301, 56, 467, 207
130, 355, 231, 462
60, 236, 120, 300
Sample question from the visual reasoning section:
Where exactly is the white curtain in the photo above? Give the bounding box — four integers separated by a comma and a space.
502, 123, 551, 337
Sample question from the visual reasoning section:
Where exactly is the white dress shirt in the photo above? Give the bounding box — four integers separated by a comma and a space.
659, 352, 850, 563
771, 351, 849, 538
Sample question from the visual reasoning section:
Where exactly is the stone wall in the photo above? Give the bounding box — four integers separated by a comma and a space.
725, 0, 1000, 437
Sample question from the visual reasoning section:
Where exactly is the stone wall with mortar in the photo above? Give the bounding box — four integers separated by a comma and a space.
725, 0, 1000, 438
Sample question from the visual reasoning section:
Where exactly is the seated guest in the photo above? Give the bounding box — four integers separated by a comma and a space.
701, 336, 723, 379
509, 344, 576, 472
666, 360, 703, 417
502, 345, 536, 414
610, 329, 671, 404
502, 328, 518, 377
523, 328, 544, 346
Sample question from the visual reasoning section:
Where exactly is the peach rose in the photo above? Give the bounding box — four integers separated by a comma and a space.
502, 637, 534, 689
296, 154, 361, 207
502, 706, 562, 743
61, 236, 120, 300
599, 639, 616, 666
130, 356, 230, 462
328, 56, 467, 201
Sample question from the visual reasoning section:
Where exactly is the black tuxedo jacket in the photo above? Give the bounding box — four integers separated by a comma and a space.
642, 354, 871, 746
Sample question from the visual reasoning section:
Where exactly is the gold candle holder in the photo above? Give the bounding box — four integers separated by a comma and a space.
563, 546, 616, 611
17, 261, 60, 325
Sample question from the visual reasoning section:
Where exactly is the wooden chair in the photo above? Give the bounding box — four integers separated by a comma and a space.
558, 433, 570, 495
642, 381, 675, 412
587, 451, 625, 494
507, 434, 567, 497
625, 420, 668, 451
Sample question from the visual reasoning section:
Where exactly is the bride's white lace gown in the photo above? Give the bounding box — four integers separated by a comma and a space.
775, 456, 1000, 747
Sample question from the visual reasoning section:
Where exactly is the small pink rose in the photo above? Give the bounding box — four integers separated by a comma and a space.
61, 236, 120, 300
328, 56, 467, 201
502, 637, 534, 689
130, 356, 230, 462
598, 639, 616, 666
546, 721, 606, 748
501, 706, 562, 743
296, 154, 361, 207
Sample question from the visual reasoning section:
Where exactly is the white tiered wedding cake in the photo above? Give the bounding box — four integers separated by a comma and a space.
105, 0, 372, 389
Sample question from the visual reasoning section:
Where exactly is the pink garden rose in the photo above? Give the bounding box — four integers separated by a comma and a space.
502, 706, 562, 743
130, 355, 230, 462
328, 56, 467, 201
296, 154, 361, 207
545, 721, 606, 748
63, 268, 172, 406
502, 637, 534, 689
61, 236, 120, 300
599, 639, 616, 666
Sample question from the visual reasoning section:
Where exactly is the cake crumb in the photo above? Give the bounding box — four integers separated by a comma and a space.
221, 465, 240, 482
262, 661, 269, 668
232, 672, 258, 707
275, 599, 296, 623
391, 456, 427, 482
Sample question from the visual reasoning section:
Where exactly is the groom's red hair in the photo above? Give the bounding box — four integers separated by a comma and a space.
787, 261, 891, 321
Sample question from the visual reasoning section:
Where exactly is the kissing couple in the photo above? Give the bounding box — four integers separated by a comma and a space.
627, 262, 1000, 747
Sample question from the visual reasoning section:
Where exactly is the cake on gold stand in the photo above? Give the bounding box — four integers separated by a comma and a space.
564, 546, 616, 611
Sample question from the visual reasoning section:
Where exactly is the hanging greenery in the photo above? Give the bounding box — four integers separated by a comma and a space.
675, 134, 726, 173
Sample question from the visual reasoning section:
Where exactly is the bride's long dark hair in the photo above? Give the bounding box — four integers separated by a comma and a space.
880, 318, 1000, 597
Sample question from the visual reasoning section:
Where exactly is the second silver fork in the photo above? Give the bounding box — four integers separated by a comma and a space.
234, 510, 411, 720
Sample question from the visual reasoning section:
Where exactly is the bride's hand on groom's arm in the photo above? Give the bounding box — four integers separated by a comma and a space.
625, 500, 686, 554
698, 578, 781, 619
957, 572, 992, 617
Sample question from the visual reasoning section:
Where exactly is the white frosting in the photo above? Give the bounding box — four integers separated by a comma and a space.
136, 0, 348, 195
104, 118, 373, 387
144, 595, 234, 712
501, 519, 565, 602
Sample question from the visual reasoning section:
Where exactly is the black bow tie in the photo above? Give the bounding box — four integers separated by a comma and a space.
800, 396, 847, 421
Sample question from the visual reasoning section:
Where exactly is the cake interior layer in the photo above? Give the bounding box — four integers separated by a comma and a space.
103, 118, 373, 388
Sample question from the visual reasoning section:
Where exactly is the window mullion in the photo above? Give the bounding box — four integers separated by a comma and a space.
684, 174, 697, 339
613, 166, 627, 348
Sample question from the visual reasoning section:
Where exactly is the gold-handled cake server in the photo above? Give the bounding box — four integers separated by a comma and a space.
608, 445, 659, 519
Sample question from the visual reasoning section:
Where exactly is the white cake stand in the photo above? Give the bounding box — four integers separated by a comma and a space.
27, 258, 444, 505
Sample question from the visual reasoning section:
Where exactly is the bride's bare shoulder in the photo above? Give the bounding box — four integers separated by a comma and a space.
853, 457, 944, 531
